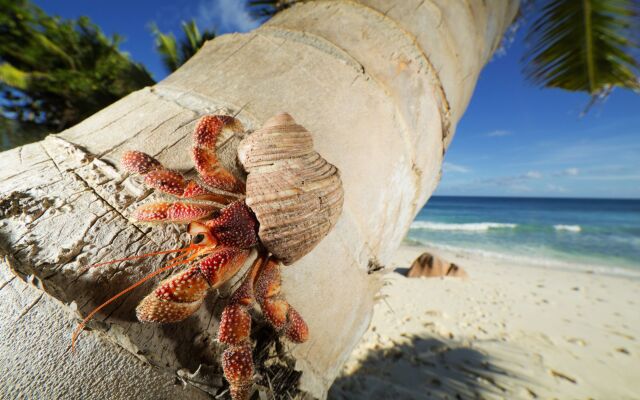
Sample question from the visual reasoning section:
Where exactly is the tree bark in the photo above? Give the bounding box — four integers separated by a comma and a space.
0, 1, 518, 399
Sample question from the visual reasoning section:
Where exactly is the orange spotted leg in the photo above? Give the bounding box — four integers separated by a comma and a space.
122, 150, 233, 205
218, 255, 309, 400
192, 115, 245, 193
255, 257, 309, 343
132, 201, 219, 224
121, 150, 229, 223
218, 254, 265, 400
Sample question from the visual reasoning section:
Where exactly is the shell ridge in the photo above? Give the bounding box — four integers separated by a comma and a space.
238, 113, 344, 264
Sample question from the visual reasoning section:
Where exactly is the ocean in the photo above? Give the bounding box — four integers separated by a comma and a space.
406, 196, 640, 275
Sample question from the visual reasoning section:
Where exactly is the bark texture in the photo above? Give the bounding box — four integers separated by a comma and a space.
0, 1, 518, 399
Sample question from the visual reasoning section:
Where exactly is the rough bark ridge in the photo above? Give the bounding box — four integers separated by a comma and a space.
0, 1, 518, 399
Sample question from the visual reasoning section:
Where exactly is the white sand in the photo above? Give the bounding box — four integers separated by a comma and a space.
329, 244, 640, 399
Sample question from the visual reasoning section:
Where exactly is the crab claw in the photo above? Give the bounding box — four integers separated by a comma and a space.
136, 247, 250, 323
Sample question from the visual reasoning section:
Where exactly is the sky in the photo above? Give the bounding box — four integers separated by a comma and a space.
32, 0, 640, 199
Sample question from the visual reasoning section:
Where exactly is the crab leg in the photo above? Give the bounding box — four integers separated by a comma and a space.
132, 202, 218, 223
122, 150, 234, 204
218, 254, 265, 400
136, 247, 250, 323
192, 115, 245, 194
255, 257, 309, 343
218, 255, 309, 400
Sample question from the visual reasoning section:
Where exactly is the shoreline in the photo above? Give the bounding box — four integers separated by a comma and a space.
329, 244, 640, 399
403, 240, 640, 279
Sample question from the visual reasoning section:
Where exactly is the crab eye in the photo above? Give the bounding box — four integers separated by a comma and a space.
192, 233, 205, 245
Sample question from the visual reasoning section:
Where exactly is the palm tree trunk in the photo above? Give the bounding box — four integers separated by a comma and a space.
0, 1, 518, 398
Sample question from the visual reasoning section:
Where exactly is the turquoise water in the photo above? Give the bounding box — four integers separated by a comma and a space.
406, 196, 640, 274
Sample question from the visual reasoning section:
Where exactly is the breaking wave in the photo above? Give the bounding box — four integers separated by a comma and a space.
554, 225, 581, 232
410, 221, 518, 232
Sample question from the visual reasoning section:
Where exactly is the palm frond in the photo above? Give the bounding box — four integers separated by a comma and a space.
182, 20, 201, 53
0, 63, 30, 90
523, 0, 640, 101
150, 20, 214, 73
0, 0, 154, 131
150, 22, 180, 73
179, 20, 215, 62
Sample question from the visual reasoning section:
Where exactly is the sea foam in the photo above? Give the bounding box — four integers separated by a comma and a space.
554, 225, 581, 232
410, 221, 517, 232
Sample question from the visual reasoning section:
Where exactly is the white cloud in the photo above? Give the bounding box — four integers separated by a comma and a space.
531, 133, 640, 166
525, 171, 543, 179
197, 0, 260, 33
441, 169, 546, 194
508, 184, 532, 193
546, 184, 567, 193
443, 162, 470, 173
576, 174, 640, 181
553, 167, 579, 177
486, 129, 511, 137
564, 167, 579, 176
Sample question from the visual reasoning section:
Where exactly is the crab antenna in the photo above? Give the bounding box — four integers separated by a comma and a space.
71, 248, 205, 351
78, 246, 195, 274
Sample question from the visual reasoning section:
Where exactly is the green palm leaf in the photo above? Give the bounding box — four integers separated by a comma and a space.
150, 20, 215, 73
150, 22, 180, 73
180, 20, 215, 62
523, 0, 639, 100
0, 0, 154, 131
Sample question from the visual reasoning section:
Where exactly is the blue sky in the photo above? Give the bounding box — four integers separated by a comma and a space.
34, 0, 640, 199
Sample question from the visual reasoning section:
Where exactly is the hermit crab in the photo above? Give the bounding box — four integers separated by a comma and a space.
72, 112, 344, 399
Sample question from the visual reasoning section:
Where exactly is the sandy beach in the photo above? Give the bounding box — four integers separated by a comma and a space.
329, 244, 640, 400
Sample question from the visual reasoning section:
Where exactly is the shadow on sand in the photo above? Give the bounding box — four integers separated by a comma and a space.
328, 334, 528, 400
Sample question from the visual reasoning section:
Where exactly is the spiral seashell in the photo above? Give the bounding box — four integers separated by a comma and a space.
238, 113, 344, 265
